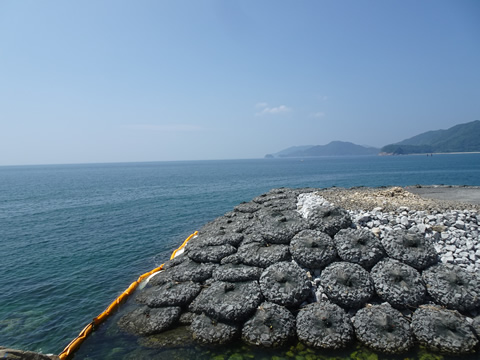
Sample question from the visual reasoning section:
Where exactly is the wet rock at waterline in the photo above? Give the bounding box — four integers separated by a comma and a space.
118, 306, 181, 336
116, 187, 480, 356
190, 313, 239, 345
241, 302, 295, 347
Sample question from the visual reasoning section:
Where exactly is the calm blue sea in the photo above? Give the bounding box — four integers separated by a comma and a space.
1, 154, 479, 356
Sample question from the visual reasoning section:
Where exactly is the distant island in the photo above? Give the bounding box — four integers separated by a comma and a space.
266, 120, 480, 158
265, 141, 379, 158
380, 120, 480, 155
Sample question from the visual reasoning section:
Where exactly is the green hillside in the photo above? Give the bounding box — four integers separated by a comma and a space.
381, 120, 480, 155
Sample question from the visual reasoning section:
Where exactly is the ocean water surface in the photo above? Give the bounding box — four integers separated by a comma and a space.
1, 154, 479, 358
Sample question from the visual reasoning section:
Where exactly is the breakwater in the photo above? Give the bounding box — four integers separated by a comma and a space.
115, 187, 480, 357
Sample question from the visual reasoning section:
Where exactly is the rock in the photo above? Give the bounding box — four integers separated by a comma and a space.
382, 229, 438, 270
472, 316, 480, 339
236, 241, 290, 268
370, 258, 426, 309
136, 280, 201, 308
422, 263, 480, 313
241, 302, 295, 347
296, 301, 354, 349
0, 348, 59, 360
307, 206, 352, 236
353, 303, 413, 354
257, 209, 307, 244
149, 259, 217, 285
138, 326, 195, 349
186, 242, 237, 263
190, 313, 239, 345
259, 261, 311, 307
412, 306, 478, 354
118, 306, 181, 336
333, 228, 385, 268
213, 263, 263, 282
189, 280, 263, 323
289, 230, 337, 269
319, 262, 374, 309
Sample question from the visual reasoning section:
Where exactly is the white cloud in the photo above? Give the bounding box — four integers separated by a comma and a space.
122, 124, 202, 132
255, 104, 292, 116
310, 112, 325, 118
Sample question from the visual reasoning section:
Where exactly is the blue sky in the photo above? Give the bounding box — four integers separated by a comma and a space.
1, 0, 479, 165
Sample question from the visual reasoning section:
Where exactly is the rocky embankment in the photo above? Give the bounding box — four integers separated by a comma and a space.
117, 187, 480, 356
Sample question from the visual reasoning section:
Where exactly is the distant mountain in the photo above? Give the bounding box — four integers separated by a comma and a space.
381, 120, 480, 155
267, 141, 379, 158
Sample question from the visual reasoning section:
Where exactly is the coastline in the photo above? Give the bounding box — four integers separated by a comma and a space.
5, 185, 480, 359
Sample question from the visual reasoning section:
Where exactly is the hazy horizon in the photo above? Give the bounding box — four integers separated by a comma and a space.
1, 0, 479, 166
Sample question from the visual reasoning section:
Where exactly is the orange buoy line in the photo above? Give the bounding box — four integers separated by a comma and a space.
58, 231, 198, 360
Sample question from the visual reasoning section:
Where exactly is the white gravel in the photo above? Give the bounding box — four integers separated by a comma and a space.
297, 191, 480, 273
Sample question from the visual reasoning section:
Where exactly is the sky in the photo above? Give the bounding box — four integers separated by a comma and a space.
0, 0, 479, 165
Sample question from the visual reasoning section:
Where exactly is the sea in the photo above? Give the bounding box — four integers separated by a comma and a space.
1, 154, 479, 359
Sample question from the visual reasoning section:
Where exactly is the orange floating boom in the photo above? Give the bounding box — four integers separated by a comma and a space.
58, 231, 198, 360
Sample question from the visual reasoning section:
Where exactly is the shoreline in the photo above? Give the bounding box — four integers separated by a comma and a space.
4, 185, 480, 359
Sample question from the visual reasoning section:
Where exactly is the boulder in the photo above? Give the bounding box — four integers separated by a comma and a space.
213, 263, 263, 282
353, 303, 413, 354
307, 206, 352, 236
382, 229, 438, 270
296, 301, 353, 349
136, 280, 201, 308
412, 306, 478, 354
423, 263, 480, 313
237, 241, 290, 268
117, 306, 181, 336
259, 261, 311, 307
333, 228, 385, 268
290, 230, 337, 269
370, 258, 426, 309
190, 313, 239, 345
241, 302, 295, 347
320, 262, 374, 309
189, 280, 263, 323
